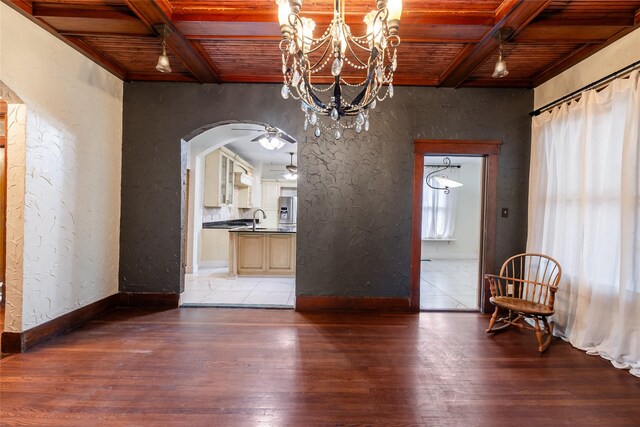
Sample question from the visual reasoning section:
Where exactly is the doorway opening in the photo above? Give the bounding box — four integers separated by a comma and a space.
181, 121, 297, 308
420, 156, 483, 310
411, 139, 501, 313
0, 99, 6, 332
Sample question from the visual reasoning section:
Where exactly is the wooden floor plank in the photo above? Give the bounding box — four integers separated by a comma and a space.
1, 308, 639, 426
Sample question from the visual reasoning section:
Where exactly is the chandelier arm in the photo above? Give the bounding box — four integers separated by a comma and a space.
349, 67, 377, 108
388, 34, 401, 48
304, 34, 333, 56
346, 46, 380, 107
287, 12, 331, 57
303, 74, 329, 110
307, 41, 333, 72
333, 74, 342, 115
343, 37, 371, 67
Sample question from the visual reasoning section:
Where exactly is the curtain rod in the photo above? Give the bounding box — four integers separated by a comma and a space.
530, 58, 640, 117
425, 164, 461, 168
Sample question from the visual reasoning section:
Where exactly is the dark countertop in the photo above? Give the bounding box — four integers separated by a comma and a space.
229, 226, 296, 234
202, 219, 254, 229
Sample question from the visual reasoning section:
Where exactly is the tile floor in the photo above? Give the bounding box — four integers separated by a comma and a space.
184, 260, 475, 310
181, 268, 295, 308
420, 259, 479, 310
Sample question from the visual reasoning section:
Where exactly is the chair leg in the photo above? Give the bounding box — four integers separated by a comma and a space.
539, 317, 554, 352
486, 306, 500, 333
534, 318, 545, 352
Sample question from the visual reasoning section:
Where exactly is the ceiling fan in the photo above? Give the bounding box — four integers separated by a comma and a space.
283, 152, 298, 180
266, 152, 298, 180
231, 124, 296, 150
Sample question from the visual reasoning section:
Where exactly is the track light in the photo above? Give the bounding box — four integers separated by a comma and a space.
155, 25, 172, 73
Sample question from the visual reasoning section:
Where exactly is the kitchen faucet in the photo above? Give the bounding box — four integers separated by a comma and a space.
252, 209, 266, 231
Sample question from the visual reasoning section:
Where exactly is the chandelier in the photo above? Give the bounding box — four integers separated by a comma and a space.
276, 0, 402, 140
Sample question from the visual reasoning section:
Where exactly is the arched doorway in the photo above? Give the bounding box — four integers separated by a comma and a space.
181, 121, 298, 308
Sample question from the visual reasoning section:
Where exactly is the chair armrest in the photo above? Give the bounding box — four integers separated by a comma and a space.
484, 274, 508, 297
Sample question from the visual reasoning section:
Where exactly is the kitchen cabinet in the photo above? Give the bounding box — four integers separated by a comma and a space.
237, 233, 266, 273
236, 187, 252, 209
229, 231, 296, 276
204, 149, 235, 207
267, 234, 295, 273
200, 229, 230, 267
261, 180, 281, 228
235, 171, 253, 209
262, 181, 280, 210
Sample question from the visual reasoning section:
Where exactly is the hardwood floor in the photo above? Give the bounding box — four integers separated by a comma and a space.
1, 308, 639, 426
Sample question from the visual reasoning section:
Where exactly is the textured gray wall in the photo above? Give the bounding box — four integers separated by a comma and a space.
120, 83, 532, 297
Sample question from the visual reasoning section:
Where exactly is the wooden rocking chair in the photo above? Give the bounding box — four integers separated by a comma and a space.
485, 253, 562, 352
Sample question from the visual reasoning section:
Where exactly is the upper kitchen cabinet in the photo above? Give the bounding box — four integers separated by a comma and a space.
204, 147, 255, 208
204, 148, 235, 207
204, 149, 234, 207
235, 171, 253, 209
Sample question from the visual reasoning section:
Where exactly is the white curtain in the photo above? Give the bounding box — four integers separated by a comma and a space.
528, 70, 640, 376
422, 166, 459, 239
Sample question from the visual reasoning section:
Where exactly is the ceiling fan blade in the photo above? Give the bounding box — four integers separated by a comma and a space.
278, 133, 297, 144
250, 133, 268, 142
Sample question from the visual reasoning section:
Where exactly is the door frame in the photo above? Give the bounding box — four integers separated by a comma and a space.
411, 139, 502, 313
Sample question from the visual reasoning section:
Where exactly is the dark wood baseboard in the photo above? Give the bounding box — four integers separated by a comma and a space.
118, 292, 180, 308
295, 295, 411, 312
1, 292, 180, 353
1, 293, 120, 353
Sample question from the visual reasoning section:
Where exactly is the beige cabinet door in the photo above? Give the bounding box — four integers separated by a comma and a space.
204, 150, 223, 207
267, 234, 295, 274
237, 233, 266, 274
200, 229, 230, 267
262, 181, 280, 210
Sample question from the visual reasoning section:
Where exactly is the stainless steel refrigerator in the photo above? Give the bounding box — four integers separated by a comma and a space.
278, 196, 297, 226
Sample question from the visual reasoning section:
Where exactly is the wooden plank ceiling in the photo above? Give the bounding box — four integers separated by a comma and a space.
7, 0, 640, 87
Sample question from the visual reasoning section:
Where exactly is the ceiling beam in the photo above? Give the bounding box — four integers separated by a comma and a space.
58, 31, 156, 38
124, 0, 219, 83
8, 0, 32, 15
32, 5, 137, 21
439, 0, 552, 87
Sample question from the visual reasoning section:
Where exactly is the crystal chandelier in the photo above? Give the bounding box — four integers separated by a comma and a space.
277, 0, 402, 140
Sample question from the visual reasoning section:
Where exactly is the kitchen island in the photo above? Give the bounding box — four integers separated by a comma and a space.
228, 227, 296, 277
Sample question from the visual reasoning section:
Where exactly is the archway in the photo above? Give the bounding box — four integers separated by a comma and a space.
182, 120, 298, 307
